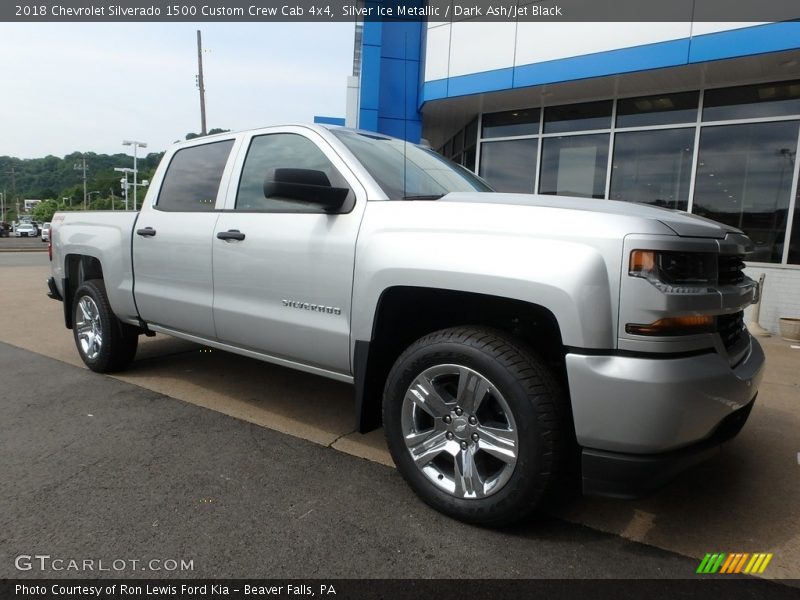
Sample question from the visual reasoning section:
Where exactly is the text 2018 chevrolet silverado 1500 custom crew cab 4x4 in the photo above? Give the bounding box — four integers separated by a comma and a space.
47, 125, 764, 525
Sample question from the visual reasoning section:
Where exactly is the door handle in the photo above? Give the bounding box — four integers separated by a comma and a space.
217, 229, 245, 241
136, 227, 156, 237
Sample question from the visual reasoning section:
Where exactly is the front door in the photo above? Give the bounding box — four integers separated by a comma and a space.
212, 129, 366, 375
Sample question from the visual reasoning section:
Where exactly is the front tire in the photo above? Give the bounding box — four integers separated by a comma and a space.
73, 279, 139, 373
383, 326, 567, 526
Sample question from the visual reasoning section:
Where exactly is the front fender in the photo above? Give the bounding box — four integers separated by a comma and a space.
351, 229, 617, 351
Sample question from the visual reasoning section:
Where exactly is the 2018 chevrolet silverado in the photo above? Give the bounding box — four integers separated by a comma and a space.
47, 125, 764, 525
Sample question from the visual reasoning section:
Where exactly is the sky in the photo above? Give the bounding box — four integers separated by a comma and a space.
0, 22, 355, 158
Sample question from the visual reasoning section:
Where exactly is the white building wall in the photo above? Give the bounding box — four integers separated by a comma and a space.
744, 267, 800, 336
424, 21, 763, 82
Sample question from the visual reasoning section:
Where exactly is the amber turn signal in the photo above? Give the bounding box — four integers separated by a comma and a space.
626, 315, 714, 336
629, 250, 656, 276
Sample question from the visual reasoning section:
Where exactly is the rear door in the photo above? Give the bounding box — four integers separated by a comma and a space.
212, 127, 367, 375
133, 137, 238, 339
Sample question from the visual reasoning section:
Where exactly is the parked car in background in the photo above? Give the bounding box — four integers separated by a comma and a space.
41, 222, 51, 242
0, 222, 9, 237
15, 223, 37, 238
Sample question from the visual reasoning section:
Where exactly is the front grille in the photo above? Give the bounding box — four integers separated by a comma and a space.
718, 254, 745, 285
717, 310, 747, 354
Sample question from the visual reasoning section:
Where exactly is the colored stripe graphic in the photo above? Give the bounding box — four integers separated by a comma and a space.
697, 554, 713, 573
720, 554, 736, 573
699, 553, 774, 574
698, 553, 727, 573
759, 554, 774, 573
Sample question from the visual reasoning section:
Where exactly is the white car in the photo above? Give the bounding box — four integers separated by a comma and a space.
41, 222, 51, 242
15, 223, 37, 238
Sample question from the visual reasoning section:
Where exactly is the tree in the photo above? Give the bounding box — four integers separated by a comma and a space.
32, 199, 59, 223
185, 128, 230, 140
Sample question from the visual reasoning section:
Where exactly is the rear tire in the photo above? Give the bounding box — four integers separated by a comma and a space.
383, 326, 568, 526
72, 279, 139, 373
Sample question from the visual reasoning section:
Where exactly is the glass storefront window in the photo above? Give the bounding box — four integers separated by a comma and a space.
465, 118, 478, 146
616, 92, 699, 128
610, 128, 694, 211
539, 134, 609, 198
479, 139, 538, 193
693, 121, 800, 263
463, 145, 477, 172
481, 109, 540, 138
703, 80, 800, 122
453, 129, 464, 156
789, 183, 800, 265
544, 100, 612, 134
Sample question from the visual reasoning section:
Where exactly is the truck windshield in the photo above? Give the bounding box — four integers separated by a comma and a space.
331, 129, 493, 199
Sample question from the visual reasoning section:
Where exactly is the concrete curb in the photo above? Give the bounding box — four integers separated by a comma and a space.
0, 248, 48, 253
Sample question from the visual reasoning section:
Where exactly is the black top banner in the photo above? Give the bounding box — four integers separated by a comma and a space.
3, 0, 800, 22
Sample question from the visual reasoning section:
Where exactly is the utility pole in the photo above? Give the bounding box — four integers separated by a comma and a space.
196, 30, 207, 136
73, 156, 87, 209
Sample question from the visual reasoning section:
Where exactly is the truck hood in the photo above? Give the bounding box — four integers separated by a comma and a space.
440, 192, 740, 239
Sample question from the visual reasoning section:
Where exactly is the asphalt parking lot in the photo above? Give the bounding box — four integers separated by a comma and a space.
0, 235, 48, 252
1, 251, 798, 581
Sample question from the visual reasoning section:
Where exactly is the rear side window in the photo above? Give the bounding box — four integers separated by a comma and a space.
156, 140, 234, 212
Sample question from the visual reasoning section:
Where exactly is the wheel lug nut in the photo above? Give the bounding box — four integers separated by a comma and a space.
468, 416, 477, 425
460, 441, 468, 450
443, 415, 452, 424
446, 432, 454, 440
471, 433, 479, 442
455, 407, 463, 416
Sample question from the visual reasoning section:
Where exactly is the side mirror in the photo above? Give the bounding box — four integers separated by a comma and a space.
263, 168, 349, 211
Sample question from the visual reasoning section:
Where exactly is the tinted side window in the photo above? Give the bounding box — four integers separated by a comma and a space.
157, 140, 234, 212
236, 133, 349, 212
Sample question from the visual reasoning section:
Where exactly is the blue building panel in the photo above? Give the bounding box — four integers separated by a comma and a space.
359, 41, 382, 111
688, 22, 800, 63
512, 39, 690, 90
313, 116, 346, 126
377, 117, 423, 141
379, 20, 423, 60
358, 11, 424, 142
447, 67, 514, 98
378, 57, 421, 120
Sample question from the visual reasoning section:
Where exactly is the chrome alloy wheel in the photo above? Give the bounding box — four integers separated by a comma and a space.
401, 364, 518, 499
75, 295, 103, 360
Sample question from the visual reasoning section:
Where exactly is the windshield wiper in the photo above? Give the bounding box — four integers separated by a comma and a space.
402, 194, 445, 200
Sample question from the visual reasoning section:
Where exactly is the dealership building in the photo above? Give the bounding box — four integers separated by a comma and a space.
345, 17, 800, 334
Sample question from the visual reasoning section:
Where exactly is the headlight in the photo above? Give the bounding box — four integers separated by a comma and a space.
629, 250, 718, 291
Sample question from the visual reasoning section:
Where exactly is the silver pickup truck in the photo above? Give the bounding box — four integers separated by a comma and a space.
47, 124, 764, 525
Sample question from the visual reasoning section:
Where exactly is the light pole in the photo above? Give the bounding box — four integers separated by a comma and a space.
73, 156, 88, 209
0, 191, 4, 222
114, 167, 134, 210
123, 140, 147, 211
